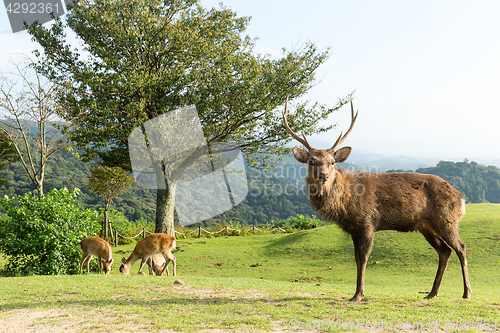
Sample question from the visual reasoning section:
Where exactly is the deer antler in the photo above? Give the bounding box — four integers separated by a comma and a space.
329, 95, 358, 152
282, 96, 313, 151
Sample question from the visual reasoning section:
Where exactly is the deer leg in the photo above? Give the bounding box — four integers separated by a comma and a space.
420, 228, 451, 299
164, 258, 171, 276
162, 253, 176, 277
138, 259, 148, 275
84, 255, 93, 274
80, 254, 89, 274
349, 232, 374, 302
440, 231, 472, 299
79, 255, 86, 274
146, 257, 155, 275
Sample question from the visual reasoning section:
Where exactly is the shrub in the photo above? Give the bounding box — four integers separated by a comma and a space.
0, 188, 100, 276
267, 214, 326, 231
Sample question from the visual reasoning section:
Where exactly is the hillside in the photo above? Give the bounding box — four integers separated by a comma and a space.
416, 160, 500, 203
0, 148, 157, 222
0, 149, 318, 225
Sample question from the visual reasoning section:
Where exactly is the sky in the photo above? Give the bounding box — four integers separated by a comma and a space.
1, 0, 500, 166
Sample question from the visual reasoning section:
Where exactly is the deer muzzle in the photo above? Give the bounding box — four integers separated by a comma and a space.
318, 173, 329, 181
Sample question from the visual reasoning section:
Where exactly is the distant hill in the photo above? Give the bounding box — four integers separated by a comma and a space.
0, 148, 157, 222
0, 148, 319, 226
348, 149, 439, 172
416, 160, 500, 203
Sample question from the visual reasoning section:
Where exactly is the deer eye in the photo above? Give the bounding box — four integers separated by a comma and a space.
308, 160, 315, 165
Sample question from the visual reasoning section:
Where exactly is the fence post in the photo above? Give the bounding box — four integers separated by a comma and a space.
252, 225, 256, 233
143, 227, 146, 239
225, 226, 229, 236
115, 230, 118, 247
198, 225, 202, 238
108, 221, 113, 244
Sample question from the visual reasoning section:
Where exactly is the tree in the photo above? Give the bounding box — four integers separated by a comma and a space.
0, 56, 67, 196
87, 165, 135, 239
28, 0, 350, 235
0, 130, 19, 185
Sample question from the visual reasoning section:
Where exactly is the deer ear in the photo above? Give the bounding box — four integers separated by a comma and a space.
333, 147, 352, 163
121, 257, 127, 264
109, 258, 114, 264
293, 147, 309, 164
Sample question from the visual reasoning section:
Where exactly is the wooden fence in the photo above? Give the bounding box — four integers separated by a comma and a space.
112, 225, 287, 247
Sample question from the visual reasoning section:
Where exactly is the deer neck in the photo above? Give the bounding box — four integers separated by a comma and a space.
307, 168, 352, 220
125, 254, 140, 268
103, 246, 112, 261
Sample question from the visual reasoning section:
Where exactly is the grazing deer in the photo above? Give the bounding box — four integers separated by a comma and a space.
79, 237, 114, 274
146, 254, 170, 276
119, 233, 176, 276
282, 96, 471, 301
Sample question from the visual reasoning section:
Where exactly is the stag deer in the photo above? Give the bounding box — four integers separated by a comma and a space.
79, 237, 114, 274
119, 233, 176, 276
282, 96, 471, 301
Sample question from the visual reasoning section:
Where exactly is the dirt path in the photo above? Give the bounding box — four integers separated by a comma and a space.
0, 308, 298, 333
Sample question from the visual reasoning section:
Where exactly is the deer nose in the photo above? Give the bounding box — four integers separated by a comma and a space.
319, 173, 329, 181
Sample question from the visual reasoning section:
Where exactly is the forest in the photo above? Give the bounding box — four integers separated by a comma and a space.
415, 160, 500, 203
0, 148, 317, 226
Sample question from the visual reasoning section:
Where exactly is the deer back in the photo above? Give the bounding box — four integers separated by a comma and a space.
308, 169, 465, 234
125, 233, 176, 263
80, 237, 113, 261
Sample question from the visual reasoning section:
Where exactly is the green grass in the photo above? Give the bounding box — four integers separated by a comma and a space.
1, 203, 500, 332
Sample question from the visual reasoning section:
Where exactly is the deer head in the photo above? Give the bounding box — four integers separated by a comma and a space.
282, 96, 358, 187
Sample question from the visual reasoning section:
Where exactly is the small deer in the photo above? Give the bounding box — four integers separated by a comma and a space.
283, 96, 471, 301
79, 237, 114, 274
146, 254, 169, 276
119, 233, 176, 276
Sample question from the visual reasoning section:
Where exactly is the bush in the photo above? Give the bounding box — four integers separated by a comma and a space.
0, 188, 100, 276
266, 214, 327, 231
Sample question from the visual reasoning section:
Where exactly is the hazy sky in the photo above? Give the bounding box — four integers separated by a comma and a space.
1, 0, 499, 164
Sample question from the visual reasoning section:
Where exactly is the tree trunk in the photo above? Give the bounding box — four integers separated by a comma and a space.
37, 163, 44, 196
37, 181, 43, 197
155, 182, 176, 236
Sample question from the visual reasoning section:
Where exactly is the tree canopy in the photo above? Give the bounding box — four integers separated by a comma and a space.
87, 165, 135, 238
0, 130, 19, 185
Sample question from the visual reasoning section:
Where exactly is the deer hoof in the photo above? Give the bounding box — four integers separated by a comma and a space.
424, 293, 437, 299
348, 295, 362, 302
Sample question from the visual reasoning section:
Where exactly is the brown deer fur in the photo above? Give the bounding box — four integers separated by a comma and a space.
79, 237, 114, 275
285, 99, 471, 302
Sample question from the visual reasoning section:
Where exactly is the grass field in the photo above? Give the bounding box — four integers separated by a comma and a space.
0, 203, 500, 332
